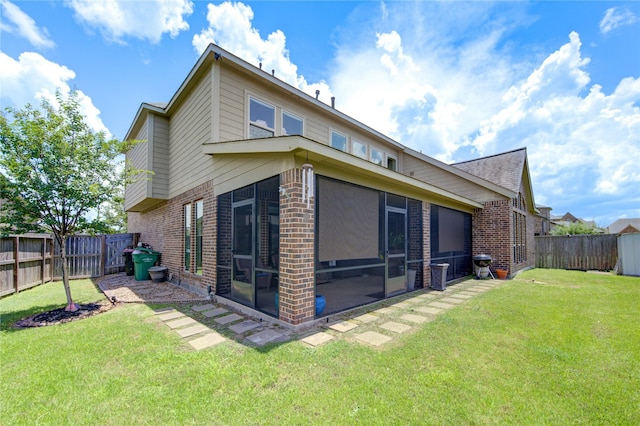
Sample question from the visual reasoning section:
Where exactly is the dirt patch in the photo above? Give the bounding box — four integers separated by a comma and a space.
14, 302, 115, 328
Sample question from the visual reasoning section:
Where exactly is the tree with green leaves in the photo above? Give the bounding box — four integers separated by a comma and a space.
0, 92, 140, 311
551, 221, 601, 236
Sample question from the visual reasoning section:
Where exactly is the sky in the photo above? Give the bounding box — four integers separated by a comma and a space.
1, 0, 639, 227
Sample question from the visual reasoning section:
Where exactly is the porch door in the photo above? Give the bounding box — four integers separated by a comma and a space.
386, 207, 407, 297
232, 200, 255, 307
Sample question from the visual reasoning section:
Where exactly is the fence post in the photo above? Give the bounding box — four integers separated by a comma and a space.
101, 235, 107, 277
13, 236, 19, 293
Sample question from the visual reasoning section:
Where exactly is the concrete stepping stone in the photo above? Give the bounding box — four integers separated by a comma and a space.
401, 297, 422, 304
399, 313, 430, 324
188, 332, 226, 350
441, 297, 465, 304
215, 313, 243, 325
414, 306, 443, 315
415, 292, 438, 299
158, 311, 186, 321
448, 293, 473, 299
355, 331, 392, 347
229, 320, 261, 334
192, 304, 216, 312
380, 321, 412, 334
328, 321, 359, 333
353, 313, 379, 324
301, 332, 334, 347
392, 301, 414, 309
464, 288, 487, 293
154, 307, 175, 314
202, 308, 229, 318
166, 317, 198, 329
429, 301, 456, 310
246, 329, 284, 346
176, 324, 210, 337
373, 307, 397, 315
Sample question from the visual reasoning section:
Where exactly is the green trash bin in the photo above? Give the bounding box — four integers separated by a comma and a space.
132, 248, 161, 281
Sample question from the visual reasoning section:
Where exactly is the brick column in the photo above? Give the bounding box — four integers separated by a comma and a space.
472, 199, 512, 272
278, 168, 315, 325
422, 202, 431, 288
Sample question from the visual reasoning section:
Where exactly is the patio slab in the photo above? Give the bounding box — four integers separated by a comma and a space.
328, 321, 359, 333
415, 292, 438, 299
392, 301, 414, 309
215, 313, 243, 325
353, 313, 380, 324
246, 329, 284, 346
188, 332, 226, 350
355, 331, 392, 346
158, 311, 186, 321
301, 332, 334, 347
380, 321, 412, 333
166, 317, 198, 329
229, 320, 261, 334
373, 307, 397, 315
399, 313, 430, 324
191, 304, 216, 312
448, 293, 474, 299
428, 301, 456, 310
176, 324, 210, 338
202, 307, 229, 318
440, 297, 465, 304
414, 306, 443, 315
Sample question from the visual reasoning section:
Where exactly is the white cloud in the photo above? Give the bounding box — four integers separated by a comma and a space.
0, 51, 109, 134
192, 1, 332, 103
66, 0, 193, 44
0, 0, 54, 48
600, 7, 638, 35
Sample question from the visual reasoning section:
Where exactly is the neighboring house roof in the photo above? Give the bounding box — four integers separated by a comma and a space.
450, 148, 538, 213
609, 218, 640, 234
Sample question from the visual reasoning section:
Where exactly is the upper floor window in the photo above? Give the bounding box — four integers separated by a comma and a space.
249, 97, 275, 138
283, 111, 303, 136
331, 131, 347, 152
371, 148, 384, 166
352, 140, 367, 159
387, 156, 397, 171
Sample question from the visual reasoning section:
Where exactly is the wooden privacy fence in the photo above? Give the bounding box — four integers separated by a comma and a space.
535, 234, 618, 271
1, 233, 137, 297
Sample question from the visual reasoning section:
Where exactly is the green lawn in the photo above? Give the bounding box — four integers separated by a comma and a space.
1, 270, 638, 425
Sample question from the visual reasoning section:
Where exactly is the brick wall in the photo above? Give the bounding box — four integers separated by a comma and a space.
473, 199, 512, 273
126, 180, 215, 295
278, 168, 315, 325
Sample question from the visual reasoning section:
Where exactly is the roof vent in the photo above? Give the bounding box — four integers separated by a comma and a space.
315, 90, 320, 100
331, 97, 335, 109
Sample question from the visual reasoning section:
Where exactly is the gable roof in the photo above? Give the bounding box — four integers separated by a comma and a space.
451, 148, 538, 213
451, 148, 526, 193
609, 218, 640, 234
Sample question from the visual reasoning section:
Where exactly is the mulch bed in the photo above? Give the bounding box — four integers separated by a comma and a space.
14, 302, 116, 328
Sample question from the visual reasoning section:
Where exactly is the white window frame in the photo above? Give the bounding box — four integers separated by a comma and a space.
330, 130, 348, 152
351, 139, 368, 159
370, 147, 384, 166
282, 110, 304, 136
249, 96, 275, 138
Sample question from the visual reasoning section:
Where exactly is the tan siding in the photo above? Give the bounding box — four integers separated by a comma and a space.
124, 120, 150, 210
216, 67, 399, 160
211, 154, 295, 196
152, 115, 170, 198
168, 67, 213, 197
403, 154, 500, 203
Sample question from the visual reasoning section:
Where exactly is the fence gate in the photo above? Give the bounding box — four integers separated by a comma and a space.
104, 233, 136, 275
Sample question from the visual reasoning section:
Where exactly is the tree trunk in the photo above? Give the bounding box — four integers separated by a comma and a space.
59, 236, 77, 312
